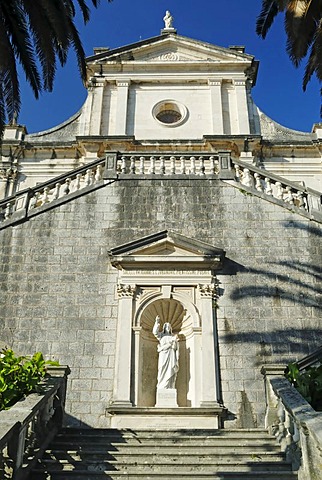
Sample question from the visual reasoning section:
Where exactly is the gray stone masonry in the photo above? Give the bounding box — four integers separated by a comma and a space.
0, 177, 321, 427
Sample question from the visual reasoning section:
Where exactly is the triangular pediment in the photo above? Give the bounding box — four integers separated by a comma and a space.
88, 34, 253, 66
109, 230, 225, 270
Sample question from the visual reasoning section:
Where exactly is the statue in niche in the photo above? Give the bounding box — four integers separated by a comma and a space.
163, 10, 174, 29
153, 315, 179, 389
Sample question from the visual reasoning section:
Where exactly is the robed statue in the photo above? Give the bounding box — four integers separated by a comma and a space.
153, 315, 179, 389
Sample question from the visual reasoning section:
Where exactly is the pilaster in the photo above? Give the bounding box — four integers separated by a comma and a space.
198, 283, 221, 407
208, 79, 223, 134
89, 80, 105, 136
234, 79, 250, 135
115, 80, 130, 135
111, 283, 136, 407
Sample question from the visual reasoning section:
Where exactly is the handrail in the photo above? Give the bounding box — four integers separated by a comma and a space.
296, 345, 322, 371
0, 366, 70, 480
262, 365, 322, 480
1, 151, 321, 227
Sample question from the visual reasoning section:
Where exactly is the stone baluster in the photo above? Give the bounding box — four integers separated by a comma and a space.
209, 156, 216, 174
190, 156, 196, 174
53, 183, 61, 200
29, 192, 41, 209
242, 168, 253, 187
234, 164, 241, 181
149, 156, 155, 174
84, 169, 92, 186
95, 165, 103, 183
296, 191, 305, 209
4, 202, 11, 219
170, 156, 176, 175
159, 156, 165, 175
74, 175, 81, 191
254, 173, 263, 192
284, 410, 293, 447
130, 156, 136, 174
275, 182, 284, 200
265, 178, 273, 196
63, 178, 71, 195
199, 156, 205, 175
180, 156, 186, 174
139, 156, 145, 174
121, 156, 127, 174
284, 186, 294, 204
42, 187, 50, 204
293, 421, 300, 444
277, 398, 286, 445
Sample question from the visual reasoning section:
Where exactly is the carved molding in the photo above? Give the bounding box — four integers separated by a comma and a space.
117, 283, 136, 298
0, 167, 17, 181
208, 79, 222, 87
234, 79, 247, 87
159, 53, 180, 61
198, 283, 218, 298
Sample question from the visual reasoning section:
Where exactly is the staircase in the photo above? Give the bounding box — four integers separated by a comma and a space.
31, 428, 298, 479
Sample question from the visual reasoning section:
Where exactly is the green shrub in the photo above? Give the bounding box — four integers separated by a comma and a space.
0, 349, 58, 411
285, 362, 322, 411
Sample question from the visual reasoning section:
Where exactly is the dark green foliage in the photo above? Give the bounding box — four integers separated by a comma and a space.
0, 348, 59, 411
286, 362, 322, 411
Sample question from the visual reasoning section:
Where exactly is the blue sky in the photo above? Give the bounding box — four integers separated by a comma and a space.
18, 0, 321, 134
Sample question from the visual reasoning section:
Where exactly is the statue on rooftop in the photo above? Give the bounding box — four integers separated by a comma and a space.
163, 11, 174, 29
153, 315, 179, 389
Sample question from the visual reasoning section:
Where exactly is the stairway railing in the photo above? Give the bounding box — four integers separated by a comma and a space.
0, 366, 70, 480
1, 151, 321, 227
262, 364, 322, 480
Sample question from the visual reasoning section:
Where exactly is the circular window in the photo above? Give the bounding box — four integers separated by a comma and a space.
152, 100, 188, 127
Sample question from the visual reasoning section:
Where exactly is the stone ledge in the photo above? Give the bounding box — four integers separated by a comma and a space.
106, 406, 226, 429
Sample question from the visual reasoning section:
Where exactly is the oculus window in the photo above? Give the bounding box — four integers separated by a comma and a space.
152, 100, 188, 127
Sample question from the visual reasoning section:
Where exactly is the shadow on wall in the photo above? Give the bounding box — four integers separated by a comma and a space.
220, 220, 322, 363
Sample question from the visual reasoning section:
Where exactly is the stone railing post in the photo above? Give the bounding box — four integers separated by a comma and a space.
261, 364, 286, 433
0, 365, 70, 480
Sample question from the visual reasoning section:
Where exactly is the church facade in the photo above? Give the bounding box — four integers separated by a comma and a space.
0, 23, 321, 428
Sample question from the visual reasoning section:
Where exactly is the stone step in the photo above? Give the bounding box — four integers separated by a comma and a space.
57, 428, 271, 439
48, 443, 282, 454
31, 470, 299, 480
42, 451, 286, 464
37, 459, 293, 472
32, 428, 297, 480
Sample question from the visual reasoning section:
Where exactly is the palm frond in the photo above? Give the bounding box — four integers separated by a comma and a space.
256, 1, 285, 37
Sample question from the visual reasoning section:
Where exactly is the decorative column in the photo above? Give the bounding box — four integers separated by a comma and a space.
198, 283, 221, 407
0, 166, 17, 199
111, 283, 136, 407
115, 80, 130, 135
208, 79, 223, 134
234, 79, 250, 135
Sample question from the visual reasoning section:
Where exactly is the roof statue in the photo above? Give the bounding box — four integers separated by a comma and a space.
163, 10, 174, 30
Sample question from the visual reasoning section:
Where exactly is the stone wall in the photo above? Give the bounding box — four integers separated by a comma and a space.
0, 177, 321, 427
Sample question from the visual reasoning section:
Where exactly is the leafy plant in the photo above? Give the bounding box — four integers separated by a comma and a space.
0, 349, 59, 411
285, 362, 322, 411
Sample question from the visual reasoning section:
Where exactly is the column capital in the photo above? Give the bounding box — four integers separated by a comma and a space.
117, 283, 136, 298
234, 79, 247, 87
116, 79, 131, 87
208, 78, 222, 87
198, 283, 218, 298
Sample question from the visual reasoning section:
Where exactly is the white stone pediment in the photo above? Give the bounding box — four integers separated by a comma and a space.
109, 230, 225, 272
91, 35, 253, 66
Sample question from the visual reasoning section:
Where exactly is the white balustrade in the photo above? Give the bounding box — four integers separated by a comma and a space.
1, 153, 321, 225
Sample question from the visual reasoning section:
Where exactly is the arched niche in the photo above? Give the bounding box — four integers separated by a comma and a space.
133, 295, 200, 407
108, 230, 225, 416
